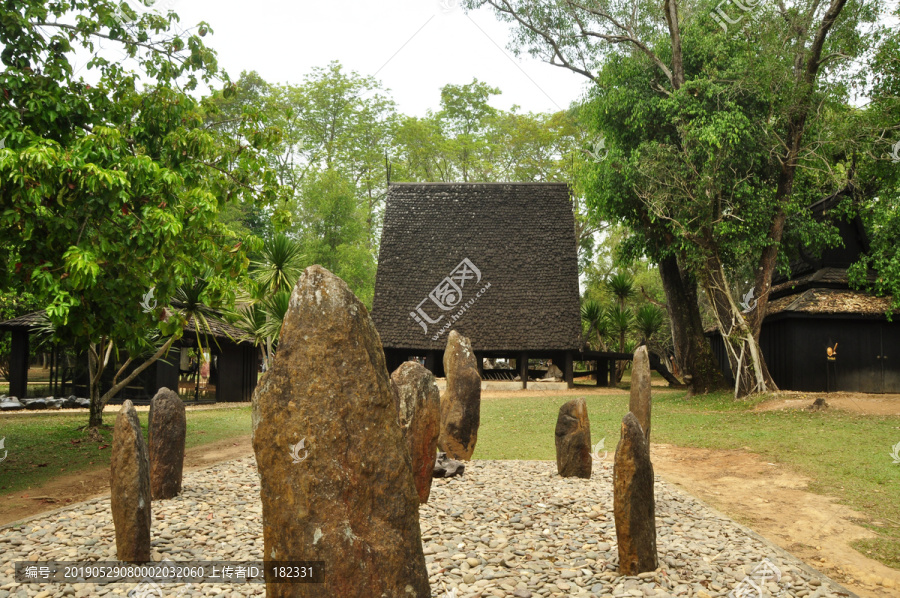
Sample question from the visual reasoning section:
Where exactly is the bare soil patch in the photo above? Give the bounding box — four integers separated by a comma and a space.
652, 443, 900, 598
0, 435, 251, 527
754, 391, 900, 416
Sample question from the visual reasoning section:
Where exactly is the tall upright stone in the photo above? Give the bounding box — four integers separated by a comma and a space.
110, 400, 151, 563
391, 361, 441, 504
629, 346, 652, 441
555, 397, 592, 478
613, 412, 657, 575
438, 331, 481, 460
148, 387, 186, 500
252, 265, 430, 598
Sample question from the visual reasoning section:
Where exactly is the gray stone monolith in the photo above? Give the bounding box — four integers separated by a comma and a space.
555, 397, 592, 478
613, 412, 657, 575
251, 265, 430, 597
110, 400, 151, 563
629, 346, 652, 441
148, 387, 186, 500
438, 331, 481, 460
391, 361, 441, 503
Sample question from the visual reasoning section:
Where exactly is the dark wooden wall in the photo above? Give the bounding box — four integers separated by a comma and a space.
711, 316, 900, 393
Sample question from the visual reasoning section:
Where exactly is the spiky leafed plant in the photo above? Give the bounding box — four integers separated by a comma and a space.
580, 300, 609, 350
173, 273, 224, 353
635, 304, 665, 343
259, 290, 292, 343
251, 234, 305, 296
607, 304, 634, 351
607, 272, 635, 308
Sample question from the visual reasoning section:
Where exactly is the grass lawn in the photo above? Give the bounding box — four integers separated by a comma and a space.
474, 388, 900, 570
0, 405, 251, 496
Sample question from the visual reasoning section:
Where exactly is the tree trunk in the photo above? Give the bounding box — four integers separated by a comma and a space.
657, 255, 727, 395
88, 346, 104, 428
700, 255, 777, 397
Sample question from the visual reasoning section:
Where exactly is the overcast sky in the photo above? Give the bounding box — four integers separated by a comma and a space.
164, 0, 591, 116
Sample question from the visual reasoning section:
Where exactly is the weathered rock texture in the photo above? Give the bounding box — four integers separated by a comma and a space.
438, 331, 481, 460
148, 387, 186, 500
554, 397, 592, 478
391, 361, 441, 503
613, 412, 658, 575
251, 265, 430, 598
110, 400, 151, 563
629, 346, 652, 441
433, 452, 465, 478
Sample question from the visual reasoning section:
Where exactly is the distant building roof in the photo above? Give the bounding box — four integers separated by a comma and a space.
371, 183, 582, 352
767, 288, 892, 317
0, 309, 251, 343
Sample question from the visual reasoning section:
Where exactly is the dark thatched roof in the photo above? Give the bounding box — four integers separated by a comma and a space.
766, 288, 892, 316
0, 309, 251, 343
371, 183, 582, 352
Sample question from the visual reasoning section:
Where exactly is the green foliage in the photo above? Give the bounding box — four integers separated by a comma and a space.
251, 234, 305, 295
635, 304, 665, 342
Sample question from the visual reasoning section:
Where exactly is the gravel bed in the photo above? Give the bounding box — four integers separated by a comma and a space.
0, 457, 856, 598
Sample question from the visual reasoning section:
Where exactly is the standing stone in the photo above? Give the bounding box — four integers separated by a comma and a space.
613, 412, 657, 575
555, 397, 592, 478
110, 400, 151, 563
252, 265, 429, 598
148, 387, 186, 500
438, 331, 481, 460
391, 361, 441, 503
629, 346, 652, 441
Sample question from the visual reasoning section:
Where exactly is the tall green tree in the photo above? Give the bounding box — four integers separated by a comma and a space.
0, 1, 281, 426
467, 0, 891, 396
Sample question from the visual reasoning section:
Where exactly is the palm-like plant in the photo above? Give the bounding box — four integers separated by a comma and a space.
635, 304, 665, 342
580, 300, 609, 350
607, 272, 635, 308
259, 290, 292, 342
251, 234, 305, 296
608, 304, 634, 349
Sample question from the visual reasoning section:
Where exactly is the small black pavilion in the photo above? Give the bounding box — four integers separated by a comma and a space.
371, 182, 612, 387
0, 311, 259, 403
708, 195, 899, 393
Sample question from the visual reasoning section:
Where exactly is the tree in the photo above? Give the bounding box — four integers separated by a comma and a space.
0, 1, 281, 427
466, 0, 889, 396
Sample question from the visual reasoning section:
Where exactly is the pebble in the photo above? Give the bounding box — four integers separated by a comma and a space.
0, 458, 853, 597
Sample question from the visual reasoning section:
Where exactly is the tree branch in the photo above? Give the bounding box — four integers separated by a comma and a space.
100, 335, 177, 404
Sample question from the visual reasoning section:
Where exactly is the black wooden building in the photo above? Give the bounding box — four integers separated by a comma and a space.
0, 311, 259, 403
371, 182, 595, 387
708, 195, 899, 393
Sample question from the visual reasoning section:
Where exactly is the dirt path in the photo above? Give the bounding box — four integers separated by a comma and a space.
0, 435, 252, 527
652, 443, 899, 598
755, 391, 900, 416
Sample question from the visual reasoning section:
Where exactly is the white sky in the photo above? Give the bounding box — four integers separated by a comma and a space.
166, 0, 591, 116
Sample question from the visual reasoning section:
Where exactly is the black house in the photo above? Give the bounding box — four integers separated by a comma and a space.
0, 311, 259, 403
371, 183, 585, 385
709, 195, 899, 393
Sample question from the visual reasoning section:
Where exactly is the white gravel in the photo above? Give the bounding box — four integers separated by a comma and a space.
0, 457, 856, 598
